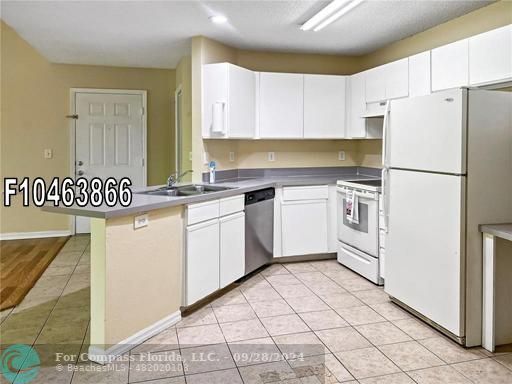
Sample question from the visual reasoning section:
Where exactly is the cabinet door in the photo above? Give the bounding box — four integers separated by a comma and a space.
469, 25, 512, 85
431, 39, 469, 91
202, 63, 228, 138
385, 58, 409, 99
281, 200, 328, 256
409, 51, 431, 97
220, 212, 245, 288
365, 66, 386, 103
228, 65, 256, 138
304, 74, 346, 138
259, 72, 304, 138
186, 219, 219, 305
347, 72, 367, 138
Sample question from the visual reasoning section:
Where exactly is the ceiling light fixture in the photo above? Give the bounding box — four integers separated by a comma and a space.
300, 0, 364, 32
209, 15, 228, 24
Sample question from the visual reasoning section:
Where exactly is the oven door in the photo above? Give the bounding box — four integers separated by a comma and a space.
337, 187, 379, 257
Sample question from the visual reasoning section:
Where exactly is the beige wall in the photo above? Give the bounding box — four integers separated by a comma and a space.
0, 21, 175, 234
360, 0, 512, 69
91, 206, 183, 346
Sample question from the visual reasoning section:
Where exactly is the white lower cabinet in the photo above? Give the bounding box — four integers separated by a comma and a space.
185, 195, 245, 305
281, 200, 328, 256
186, 218, 220, 305
220, 211, 245, 288
278, 186, 330, 257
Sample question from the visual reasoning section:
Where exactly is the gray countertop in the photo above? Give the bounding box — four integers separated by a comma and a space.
42, 167, 381, 219
480, 223, 512, 242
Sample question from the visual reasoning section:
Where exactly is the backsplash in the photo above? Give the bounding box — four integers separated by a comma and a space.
203, 139, 383, 171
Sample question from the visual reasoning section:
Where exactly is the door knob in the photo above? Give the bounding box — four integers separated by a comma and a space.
77, 170, 85, 176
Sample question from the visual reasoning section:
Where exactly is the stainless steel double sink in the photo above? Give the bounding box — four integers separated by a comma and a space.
136, 184, 234, 197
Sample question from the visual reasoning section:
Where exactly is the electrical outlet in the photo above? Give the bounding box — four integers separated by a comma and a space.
229, 152, 235, 162
44, 149, 53, 159
268, 152, 275, 162
134, 214, 148, 229
203, 152, 210, 165
338, 151, 346, 161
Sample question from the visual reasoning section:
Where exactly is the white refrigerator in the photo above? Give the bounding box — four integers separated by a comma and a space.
382, 88, 512, 346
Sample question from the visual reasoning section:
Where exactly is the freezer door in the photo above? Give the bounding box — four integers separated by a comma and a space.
388, 89, 466, 174
384, 169, 465, 337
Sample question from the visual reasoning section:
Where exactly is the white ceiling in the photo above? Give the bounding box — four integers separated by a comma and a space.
1, 0, 493, 69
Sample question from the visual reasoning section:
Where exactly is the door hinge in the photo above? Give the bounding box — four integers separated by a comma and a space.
66, 114, 79, 119
142, 158, 145, 166
141, 107, 145, 116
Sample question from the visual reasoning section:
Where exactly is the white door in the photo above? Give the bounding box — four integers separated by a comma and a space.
365, 66, 386, 103
469, 25, 512, 85
281, 200, 328, 256
75, 92, 145, 233
409, 51, 431, 97
259, 72, 303, 138
385, 168, 465, 337
304, 74, 346, 138
431, 39, 469, 91
388, 89, 466, 174
186, 219, 220, 305
219, 212, 245, 288
347, 72, 367, 138
385, 58, 409, 100
228, 65, 256, 138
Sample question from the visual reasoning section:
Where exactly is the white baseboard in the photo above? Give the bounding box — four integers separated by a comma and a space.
88, 310, 182, 365
0, 230, 72, 241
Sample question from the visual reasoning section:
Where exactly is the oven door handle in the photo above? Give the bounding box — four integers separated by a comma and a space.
337, 187, 378, 201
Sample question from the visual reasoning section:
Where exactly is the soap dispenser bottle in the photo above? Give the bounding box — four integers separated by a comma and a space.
208, 161, 216, 184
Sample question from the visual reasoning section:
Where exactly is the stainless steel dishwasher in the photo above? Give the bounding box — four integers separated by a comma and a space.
245, 188, 274, 274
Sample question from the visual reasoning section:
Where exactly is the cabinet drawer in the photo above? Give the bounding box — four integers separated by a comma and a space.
219, 195, 244, 217
282, 185, 329, 201
187, 200, 220, 225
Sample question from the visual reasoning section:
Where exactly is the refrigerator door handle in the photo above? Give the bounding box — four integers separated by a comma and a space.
381, 100, 391, 167
381, 167, 389, 233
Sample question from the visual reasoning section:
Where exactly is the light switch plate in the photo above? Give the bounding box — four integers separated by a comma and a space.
229, 152, 235, 162
203, 152, 210, 165
338, 151, 346, 161
44, 149, 53, 159
134, 214, 149, 229
268, 152, 275, 162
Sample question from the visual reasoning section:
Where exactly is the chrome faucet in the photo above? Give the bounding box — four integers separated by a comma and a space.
167, 170, 193, 187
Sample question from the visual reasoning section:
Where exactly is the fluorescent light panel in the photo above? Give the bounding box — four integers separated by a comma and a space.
301, 0, 364, 32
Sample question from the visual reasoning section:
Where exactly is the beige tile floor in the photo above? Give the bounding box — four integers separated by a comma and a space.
1, 236, 512, 383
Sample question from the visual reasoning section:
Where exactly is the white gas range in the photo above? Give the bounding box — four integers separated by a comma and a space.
336, 179, 384, 285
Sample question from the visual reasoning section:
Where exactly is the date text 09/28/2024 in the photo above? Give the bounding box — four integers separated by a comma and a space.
3, 177, 133, 208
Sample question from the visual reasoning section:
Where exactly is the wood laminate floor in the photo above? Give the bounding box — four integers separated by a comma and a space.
0, 236, 69, 310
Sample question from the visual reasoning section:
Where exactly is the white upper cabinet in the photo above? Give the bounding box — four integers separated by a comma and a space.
385, 58, 409, 100
202, 63, 256, 138
259, 72, 304, 138
346, 72, 367, 138
365, 66, 387, 103
408, 51, 431, 97
365, 58, 408, 103
304, 74, 346, 138
431, 39, 469, 92
469, 25, 512, 86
